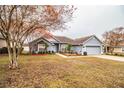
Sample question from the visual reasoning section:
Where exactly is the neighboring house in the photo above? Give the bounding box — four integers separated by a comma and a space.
29, 33, 103, 55
0, 34, 29, 53
113, 41, 124, 53
0, 35, 6, 48
23, 43, 30, 53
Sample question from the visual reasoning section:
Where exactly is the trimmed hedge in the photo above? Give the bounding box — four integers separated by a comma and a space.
33, 50, 55, 54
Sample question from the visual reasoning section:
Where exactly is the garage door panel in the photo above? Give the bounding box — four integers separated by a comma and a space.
86, 46, 101, 55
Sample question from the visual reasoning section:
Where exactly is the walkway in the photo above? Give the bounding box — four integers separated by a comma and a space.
92, 55, 124, 62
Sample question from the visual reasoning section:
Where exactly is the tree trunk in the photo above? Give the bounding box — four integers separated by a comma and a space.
11, 46, 18, 69
6, 40, 18, 69
8, 51, 18, 69
9, 58, 18, 69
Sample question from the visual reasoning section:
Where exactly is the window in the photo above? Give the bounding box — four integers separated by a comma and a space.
38, 44, 46, 51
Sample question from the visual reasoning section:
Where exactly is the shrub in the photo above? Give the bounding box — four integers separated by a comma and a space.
70, 51, 73, 54
52, 51, 55, 54
42, 51, 45, 54
83, 51, 87, 56
48, 51, 50, 54
41, 51, 43, 54
44, 51, 47, 54
32, 51, 36, 54
66, 44, 72, 51
38, 51, 42, 54
46, 51, 49, 54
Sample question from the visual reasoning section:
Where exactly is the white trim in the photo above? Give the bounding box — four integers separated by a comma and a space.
82, 36, 94, 45
81, 45, 84, 55
31, 37, 55, 45
38, 43, 46, 51
52, 36, 62, 43
81, 45, 87, 55
59, 44, 61, 51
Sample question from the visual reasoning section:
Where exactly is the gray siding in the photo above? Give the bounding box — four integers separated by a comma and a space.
38, 42, 57, 52
84, 37, 101, 46
72, 45, 82, 54
47, 44, 57, 52
60, 44, 68, 51
83, 36, 103, 54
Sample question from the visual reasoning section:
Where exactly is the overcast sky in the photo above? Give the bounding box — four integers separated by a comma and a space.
52, 5, 124, 39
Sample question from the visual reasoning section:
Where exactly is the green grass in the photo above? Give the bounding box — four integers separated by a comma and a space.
0, 54, 124, 88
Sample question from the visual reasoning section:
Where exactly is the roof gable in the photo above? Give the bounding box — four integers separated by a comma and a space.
82, 35, 102, 45
29, 32, 59, 44
73, 35, 93, 45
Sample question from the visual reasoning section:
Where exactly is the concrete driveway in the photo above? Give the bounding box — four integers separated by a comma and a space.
92, 55, 124, 62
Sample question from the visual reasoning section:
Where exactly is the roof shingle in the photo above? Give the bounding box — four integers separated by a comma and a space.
73, 35, 93, 45
54, 36, 74, 44
29, 32, 95, 45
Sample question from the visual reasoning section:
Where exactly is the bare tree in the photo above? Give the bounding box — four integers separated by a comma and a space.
0, 5, 76, 69
102, 27, 124, 53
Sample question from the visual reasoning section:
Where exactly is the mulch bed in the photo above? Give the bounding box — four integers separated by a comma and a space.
60, 53, 82, 56
32, 54, 48, 56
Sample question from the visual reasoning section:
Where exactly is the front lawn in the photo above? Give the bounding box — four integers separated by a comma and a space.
0, 55, 124, 88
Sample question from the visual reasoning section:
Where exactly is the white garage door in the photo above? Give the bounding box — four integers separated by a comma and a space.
86, 46, 101, 55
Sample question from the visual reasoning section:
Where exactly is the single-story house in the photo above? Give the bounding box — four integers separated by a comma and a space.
29, 33, 103, 55
0, 33, 103, 55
